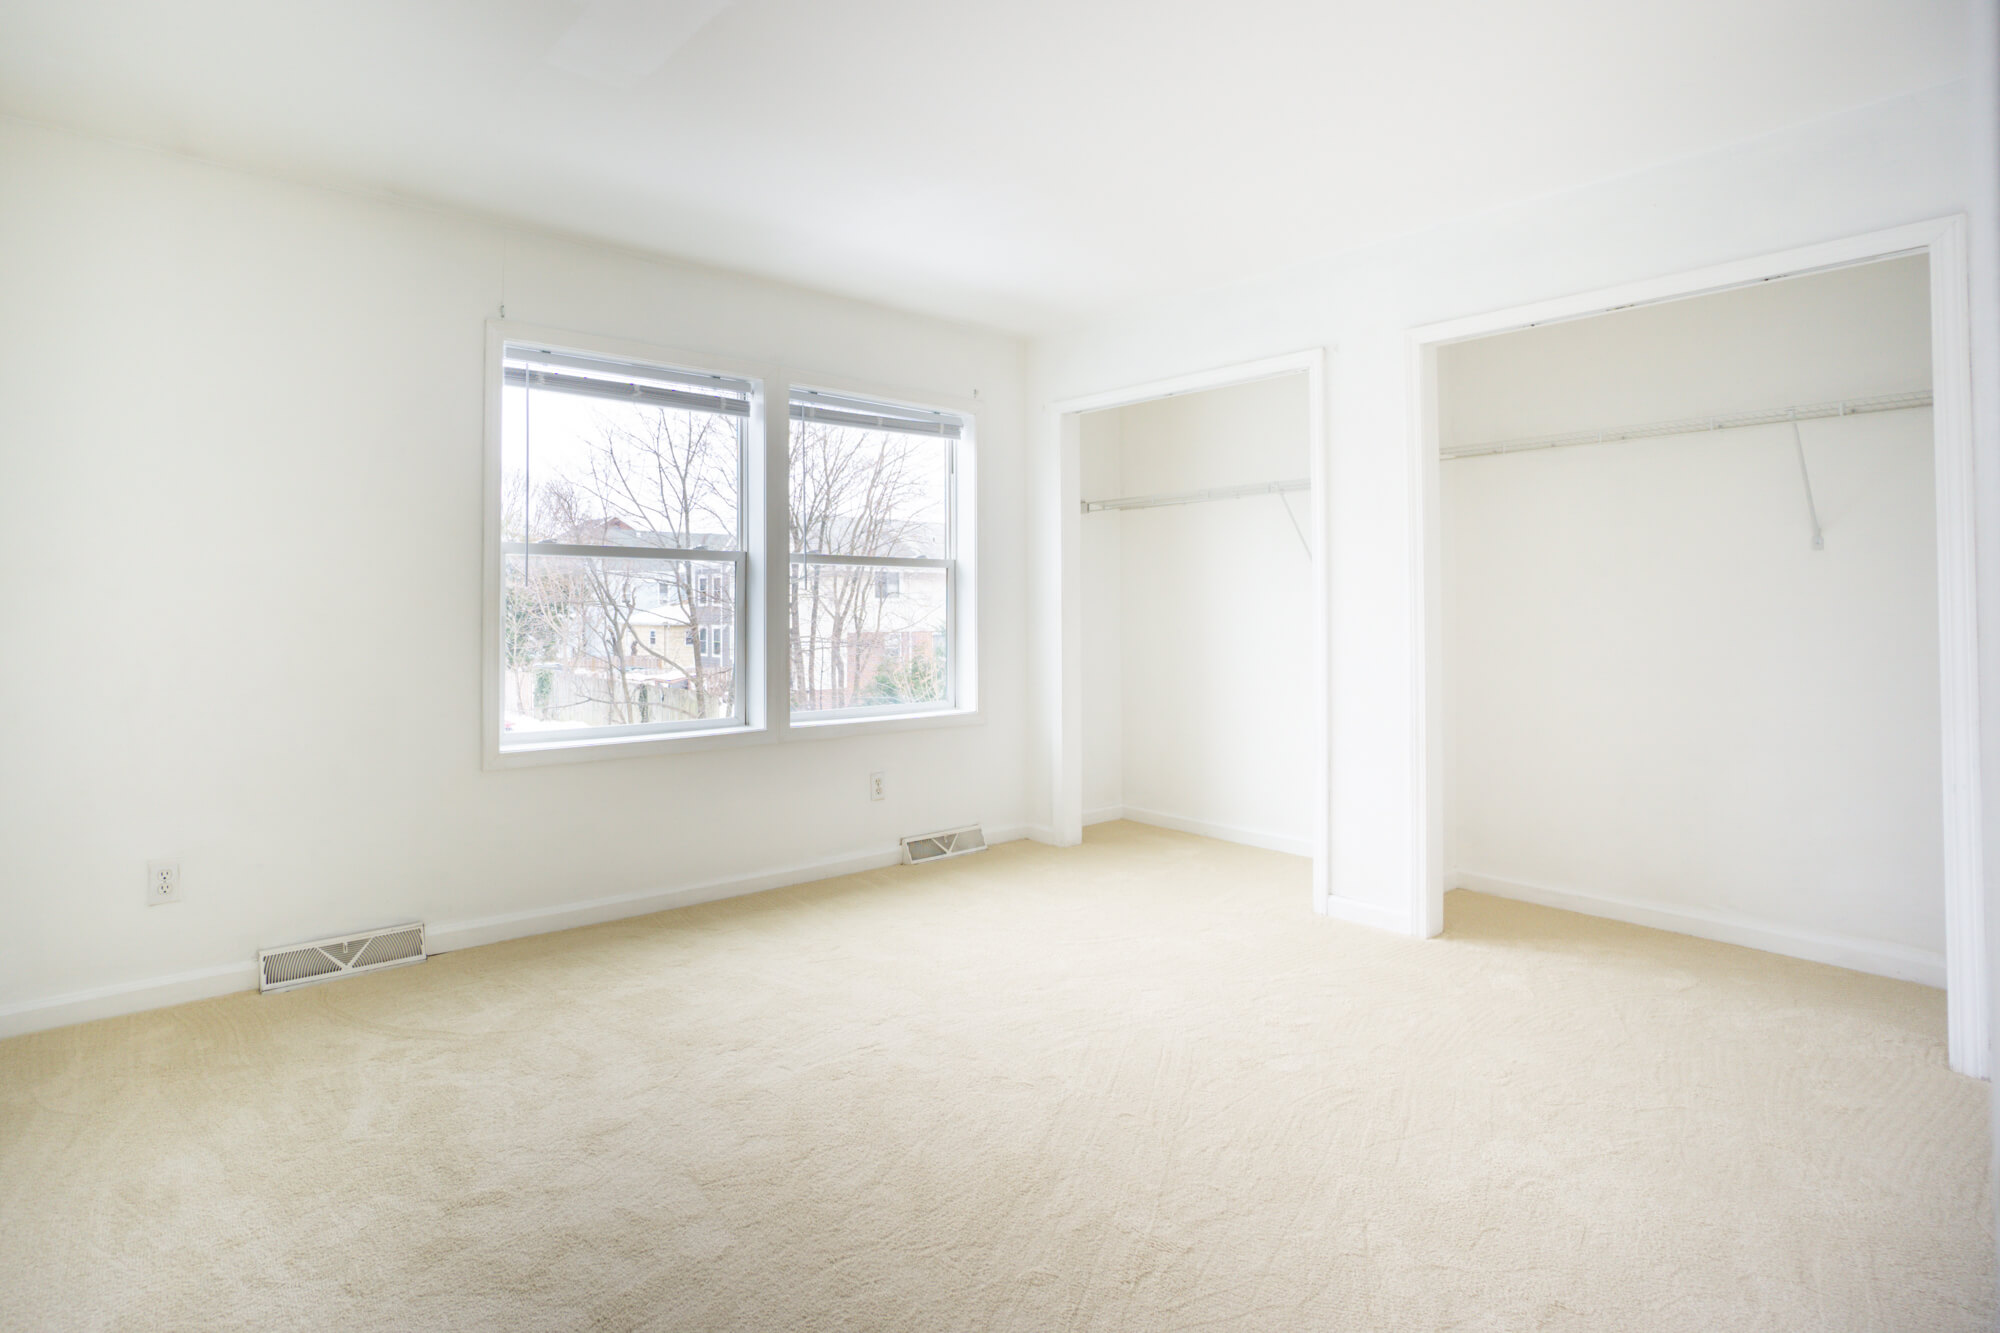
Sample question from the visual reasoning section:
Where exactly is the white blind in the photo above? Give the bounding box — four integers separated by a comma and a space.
505, 344, 752, 416
790, 388, 963, 439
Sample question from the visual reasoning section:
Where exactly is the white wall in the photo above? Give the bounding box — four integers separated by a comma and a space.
0, 119, 1029, 1032
1079, 377, 1312, 852
1440, 258, 1944, 972
1028, 79, 1985, 935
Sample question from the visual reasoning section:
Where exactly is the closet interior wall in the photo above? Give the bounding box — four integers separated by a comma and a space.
1439, 255, 1944, 975
1080, 375, 1312, 855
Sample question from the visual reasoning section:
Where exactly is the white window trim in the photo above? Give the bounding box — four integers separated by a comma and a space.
482, 323, 981, 769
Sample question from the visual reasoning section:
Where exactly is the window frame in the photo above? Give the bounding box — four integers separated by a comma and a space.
785, 382, 975, 728
484, 322, 774, 766
483, 322, 980, 768
498, 340, 750, 745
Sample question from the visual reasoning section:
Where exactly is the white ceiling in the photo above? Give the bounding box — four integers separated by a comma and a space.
0, 0, 1968, 333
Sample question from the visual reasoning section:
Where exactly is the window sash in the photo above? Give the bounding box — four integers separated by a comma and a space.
502, 546, 749, 744
786, 558, 955, 717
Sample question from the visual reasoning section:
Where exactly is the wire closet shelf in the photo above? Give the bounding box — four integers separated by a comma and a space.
1440, 389, 1931, 460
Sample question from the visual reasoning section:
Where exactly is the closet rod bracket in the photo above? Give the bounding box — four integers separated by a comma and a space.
1790, 415, 1824, 551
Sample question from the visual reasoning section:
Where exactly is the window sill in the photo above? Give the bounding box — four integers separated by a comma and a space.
483, 707, 984, 769
486, 722, 772, 769
784, 706, 982, 741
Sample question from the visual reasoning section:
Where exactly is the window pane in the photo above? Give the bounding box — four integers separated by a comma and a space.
789, 563, 947, 712
789, 418, 949, 559
503, 553, 737, 740
505, 356, 742, 552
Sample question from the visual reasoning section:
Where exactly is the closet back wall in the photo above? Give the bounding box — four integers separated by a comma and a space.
1081, 376, 1311, 855
0, 120, 1029, 1034
1440, 257, 1943, 973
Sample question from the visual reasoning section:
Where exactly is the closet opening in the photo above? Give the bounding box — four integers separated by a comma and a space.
1050, 350, 1332, 914
1415, 227, 1985, 1075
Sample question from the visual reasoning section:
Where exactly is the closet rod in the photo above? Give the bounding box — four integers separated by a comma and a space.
1442, 388, 1932, 461
1081, 477, 1308, 513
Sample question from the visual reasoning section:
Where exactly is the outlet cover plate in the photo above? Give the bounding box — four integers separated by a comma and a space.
146, 860, 181, 906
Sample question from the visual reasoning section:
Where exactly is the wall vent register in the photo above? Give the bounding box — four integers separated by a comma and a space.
258, 923, 427, 992
901, 825, 987, 864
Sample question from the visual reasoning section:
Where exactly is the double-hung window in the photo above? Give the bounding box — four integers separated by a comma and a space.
788, 389, 963, 719
499, 343, 749, 748
489, 331, 976, 760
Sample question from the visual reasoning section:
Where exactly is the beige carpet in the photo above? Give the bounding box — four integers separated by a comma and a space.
0, 821, 1990, 1331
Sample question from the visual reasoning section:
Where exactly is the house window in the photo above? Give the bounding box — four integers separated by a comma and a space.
788, 388, 965, 717
696, 625, 734, 661
499, 342, 749, 748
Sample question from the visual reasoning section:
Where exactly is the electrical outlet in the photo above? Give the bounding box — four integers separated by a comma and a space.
145, 860, 181, 906
869, 771, 886, 802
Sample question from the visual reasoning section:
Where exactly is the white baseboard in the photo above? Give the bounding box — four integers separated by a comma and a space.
427, 846, 908, 953
1454, 869, 1946, 989
1104, 804, 1313, 858
0, 822, 1036, 1042
1082, 804, 1125, 827
0, 960, 261, 1040
428, 822, 1034, 952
